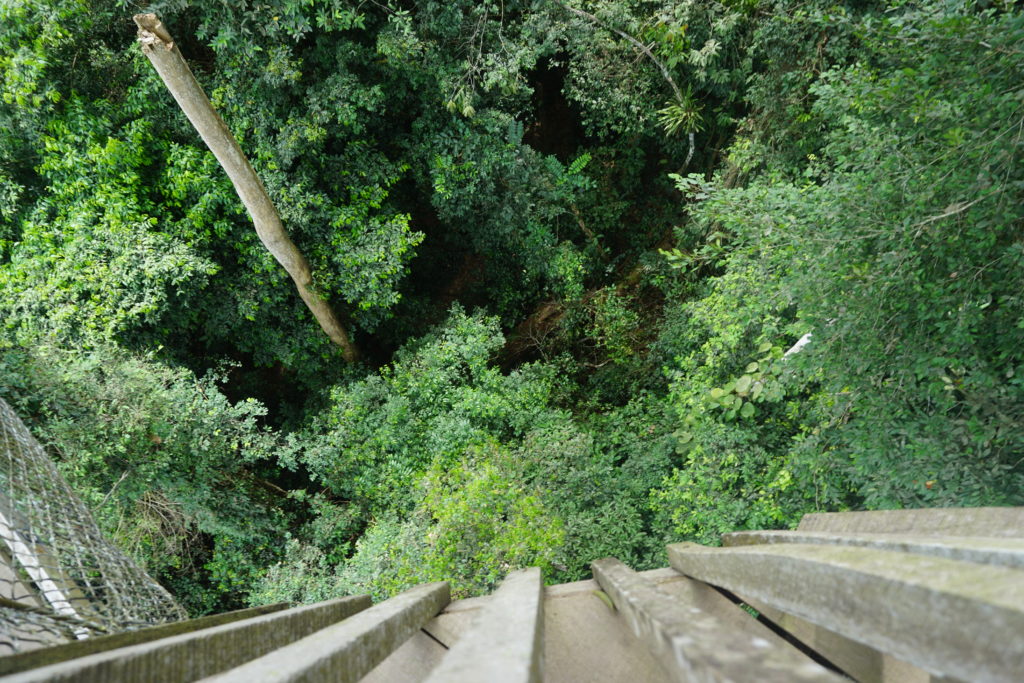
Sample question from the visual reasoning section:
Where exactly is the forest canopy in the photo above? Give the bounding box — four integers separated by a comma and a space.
1, 0, 1022, 613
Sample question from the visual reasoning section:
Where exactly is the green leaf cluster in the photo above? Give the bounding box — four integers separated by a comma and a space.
1, 0, 1021, 613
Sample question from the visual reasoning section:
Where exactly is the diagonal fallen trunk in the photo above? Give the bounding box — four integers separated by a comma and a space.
133, 13, 360, 363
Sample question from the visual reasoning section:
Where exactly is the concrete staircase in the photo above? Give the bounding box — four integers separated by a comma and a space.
4, 507, 1024, 682
365, 567, 746, 683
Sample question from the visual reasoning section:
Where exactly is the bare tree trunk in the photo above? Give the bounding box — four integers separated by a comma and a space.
133, 14, 360, 363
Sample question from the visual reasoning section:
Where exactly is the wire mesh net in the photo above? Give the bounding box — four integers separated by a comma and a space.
0, 397, 185, 655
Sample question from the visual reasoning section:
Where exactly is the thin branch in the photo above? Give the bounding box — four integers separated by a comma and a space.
549, 0, 684, 105
99, 470, 130, 509
913, 191, 999, 230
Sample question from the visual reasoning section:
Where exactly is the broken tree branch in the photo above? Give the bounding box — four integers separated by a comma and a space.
133, 13, 360, 363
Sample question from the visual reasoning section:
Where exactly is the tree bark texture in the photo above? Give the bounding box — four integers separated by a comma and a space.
133, 14, 360, 363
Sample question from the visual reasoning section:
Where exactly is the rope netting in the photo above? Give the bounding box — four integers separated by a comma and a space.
0, 397, 185, 655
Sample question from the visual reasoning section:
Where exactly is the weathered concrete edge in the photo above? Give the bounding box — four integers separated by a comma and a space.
739, 594, 933, 683
668, 541, 1024, 682
204, 581, 451, 683
591, 557, 839, 683
5, 595, 371, 683
797, 507, 1024, 538
423, 568, 544, 683
422, 567, 688, 649
722, 530, 1024, 568
0, 602, 290, 676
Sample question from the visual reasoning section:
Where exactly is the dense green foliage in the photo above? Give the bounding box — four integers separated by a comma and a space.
1, 0, 1021, 612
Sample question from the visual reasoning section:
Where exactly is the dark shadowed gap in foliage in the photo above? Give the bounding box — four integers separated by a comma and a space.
165, 14, 218, 74
249, 456, 325, 499
499, 299, 567, 371
522, 57, 587, 161
364, 60, 590, 369
366, 177, 491, 359
177, 336, 311, 429
523, 59, 694, 261
221, 357, 305, 420
182, 346, 329, 497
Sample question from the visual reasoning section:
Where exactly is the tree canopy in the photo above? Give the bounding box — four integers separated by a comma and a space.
1, 0, 1021, 613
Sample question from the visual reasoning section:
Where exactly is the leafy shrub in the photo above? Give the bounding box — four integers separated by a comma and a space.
0, 341, 287, 614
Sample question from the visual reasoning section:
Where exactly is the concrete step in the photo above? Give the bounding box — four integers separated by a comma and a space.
364, 568, 696, 683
